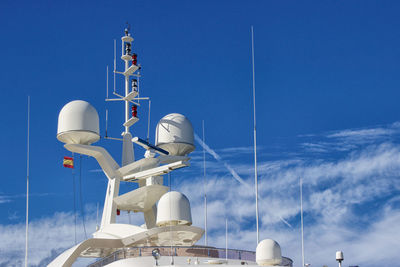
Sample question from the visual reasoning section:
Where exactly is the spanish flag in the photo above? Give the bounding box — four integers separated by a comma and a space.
63, 156, 74, 168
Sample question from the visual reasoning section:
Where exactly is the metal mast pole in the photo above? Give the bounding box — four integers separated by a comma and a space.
251, 25, 259, 245
300, 178, 305, 267
25, 96, 30, 267
124, 59, 130, 133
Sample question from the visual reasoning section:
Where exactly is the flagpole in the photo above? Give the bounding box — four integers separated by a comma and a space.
25, 96, 30, 267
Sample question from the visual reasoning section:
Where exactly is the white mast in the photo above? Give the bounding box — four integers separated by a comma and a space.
300, 178, 305, 267
25, 96, 30, 267
251, 25, 259, 245
124, 50, 130, 134
120, 27, 135, 166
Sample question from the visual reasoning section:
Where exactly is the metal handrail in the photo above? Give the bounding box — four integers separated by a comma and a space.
87, 246, 293, 267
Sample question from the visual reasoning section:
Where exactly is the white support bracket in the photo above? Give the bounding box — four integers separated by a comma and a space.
123, 116, 139, 128
124, 90, 138, 101
122, 160, 190, 182
124, 64, 139, 76
64, 144, 120, 179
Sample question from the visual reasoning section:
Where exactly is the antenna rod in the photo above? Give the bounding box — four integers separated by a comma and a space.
202, 120, 208, 246
96, 202, 99, 231
300, 178, 305, 267
147, 100, 151, 142
106, 65, 109, 99
25, 96, 30, 267
251, 25, 259, 245
105, 109, 109, 138
225, 218, 228, 262
113, 39, 116, 93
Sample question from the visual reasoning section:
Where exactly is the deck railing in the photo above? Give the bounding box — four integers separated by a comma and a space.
87, 246, 293, 267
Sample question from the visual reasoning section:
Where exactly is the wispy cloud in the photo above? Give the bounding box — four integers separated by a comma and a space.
0, 193, 53, 205
327, 127, 394, 139
181, 124, 400, 267
0, 211, 95, 266
2, 123, 400, 267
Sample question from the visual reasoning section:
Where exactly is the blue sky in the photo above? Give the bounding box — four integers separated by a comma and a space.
1, 0, 400, 266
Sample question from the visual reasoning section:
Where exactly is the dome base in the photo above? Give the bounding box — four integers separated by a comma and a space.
57, 130, 100, 145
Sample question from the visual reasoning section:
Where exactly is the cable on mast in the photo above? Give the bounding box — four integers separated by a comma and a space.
79, 155, 87, 239
72, 153, 77, 244
251, 25, 260, 245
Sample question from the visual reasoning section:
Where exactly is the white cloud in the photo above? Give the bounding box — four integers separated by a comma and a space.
177, 138, 400, 267
0, 209, 98, 267
0, 193, 54, 205
2, 124, 400, 267
328, 127, 393, 139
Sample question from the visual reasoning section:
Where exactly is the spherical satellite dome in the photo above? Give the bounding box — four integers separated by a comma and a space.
155, 113, 195, 156
156, 191, 192, 227
256, 239, 282, 266
57, 100, 100, 145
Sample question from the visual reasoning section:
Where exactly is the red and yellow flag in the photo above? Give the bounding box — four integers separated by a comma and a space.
63, 156, 74, 168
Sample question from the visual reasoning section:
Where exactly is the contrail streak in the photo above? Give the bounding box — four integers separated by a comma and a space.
279, 215, 293, 228
194, 133, 250, 188
195, 133, 292, 228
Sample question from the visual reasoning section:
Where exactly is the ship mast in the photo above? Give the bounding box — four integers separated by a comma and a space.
100, 27, 144, 227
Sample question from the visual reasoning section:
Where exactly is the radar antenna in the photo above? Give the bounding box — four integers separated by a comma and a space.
125, 22, 131, 35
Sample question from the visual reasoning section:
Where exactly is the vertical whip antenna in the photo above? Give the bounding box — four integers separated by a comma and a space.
106, 65, 109, 99
25, 96, 30, 267
113, 39, 116, 93
300, 178, 305, 267
147, 100, 151, 142
105, 109, 109, 138
96, 202, 99, 231
225, 218, 228, 262
202, 120, 208, 246
251, 25, 259, 245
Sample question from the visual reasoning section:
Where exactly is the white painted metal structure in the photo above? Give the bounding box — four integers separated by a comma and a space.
57, 100, 100, 145
47, 28, 293, 267
155, 113, 195, 156
256, 239, 283, 266
336, 251, 344, 267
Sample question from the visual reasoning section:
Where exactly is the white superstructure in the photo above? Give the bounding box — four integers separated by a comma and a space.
47, 28, 293, 267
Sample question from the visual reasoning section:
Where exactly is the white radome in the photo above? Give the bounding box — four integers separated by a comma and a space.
57, 100, 100, 145
336, 251, 344, 261
155, 113, 195, 156
156, 191, 192, 227
256, 239, 283, 266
